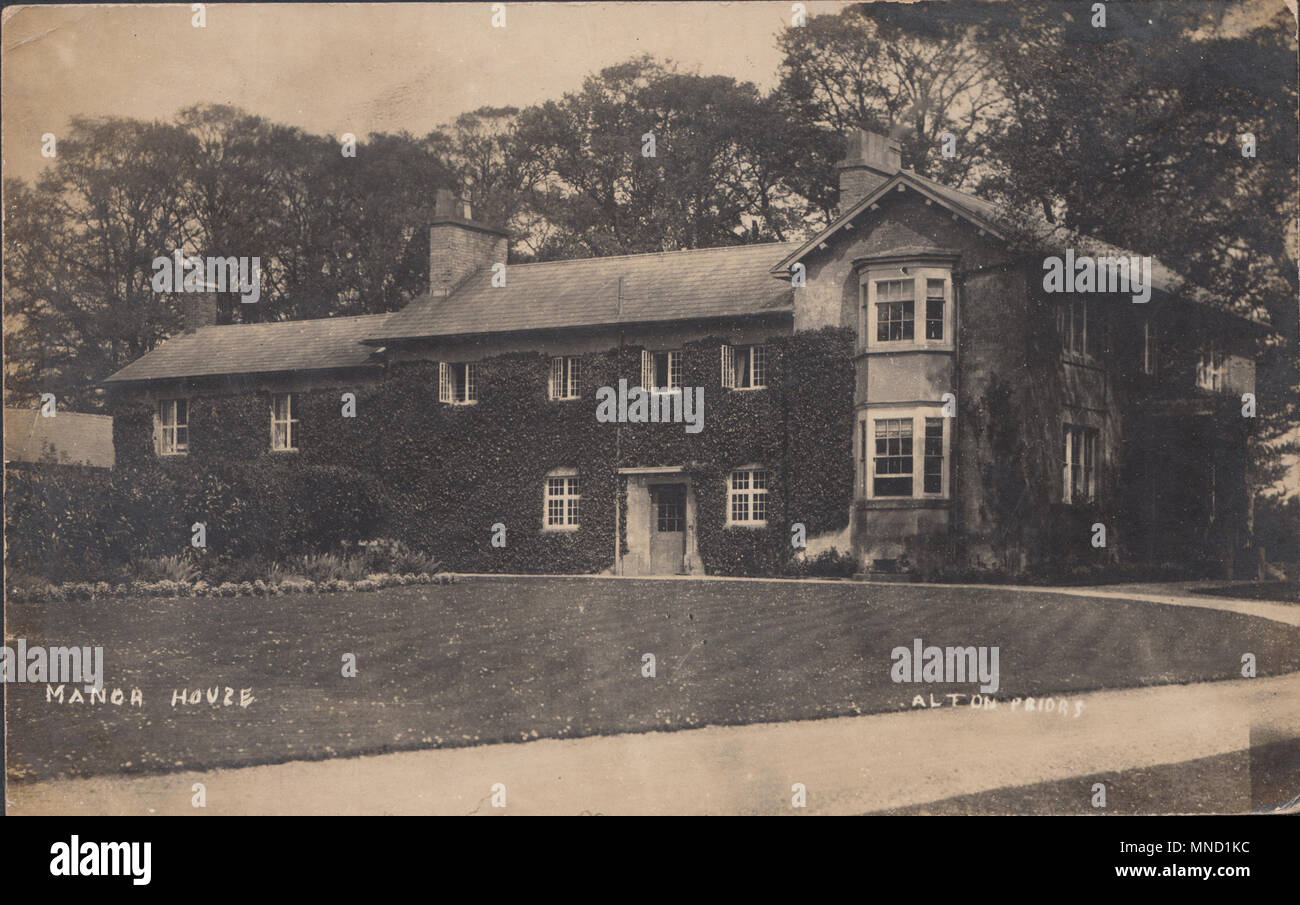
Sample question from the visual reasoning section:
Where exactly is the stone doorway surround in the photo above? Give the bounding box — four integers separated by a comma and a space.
617, 466, 703, 576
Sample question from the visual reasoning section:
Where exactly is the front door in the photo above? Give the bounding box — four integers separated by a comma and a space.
649, 483, 687, 574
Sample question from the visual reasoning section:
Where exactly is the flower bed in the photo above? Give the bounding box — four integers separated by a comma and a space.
7, 571, 458, 603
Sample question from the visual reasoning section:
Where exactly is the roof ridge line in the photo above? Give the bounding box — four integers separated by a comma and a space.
189, 312, 392, 331
503, 241, 794, 269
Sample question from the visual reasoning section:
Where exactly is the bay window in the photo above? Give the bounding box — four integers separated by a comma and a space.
861, 263, 954, 351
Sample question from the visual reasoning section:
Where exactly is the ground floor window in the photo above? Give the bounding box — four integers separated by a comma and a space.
544, 470, 580, 528
863, 406, 949, 499
873, 418, 913, 497
923, 417, 944, 494
727, 467, 769, 525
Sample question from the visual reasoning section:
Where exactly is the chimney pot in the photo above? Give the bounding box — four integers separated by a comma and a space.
434, 188, 458, 220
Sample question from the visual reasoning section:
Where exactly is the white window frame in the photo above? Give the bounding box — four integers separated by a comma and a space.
543, 468, 580, 530
721, 343, 767, 390
156, 397, 189, 456
726, 466, 770, 526
861, 265, 954, 352
1062, 423, 1099, 504
271, 392, 298, 451
1196, 345, 1226, 392
1057, 298, 1102, 362
439, 361, 479, 405
641, 349, 682, 393
861, 404, 950, 500
549, 356, 581, 400
1142, 318, 1157, 376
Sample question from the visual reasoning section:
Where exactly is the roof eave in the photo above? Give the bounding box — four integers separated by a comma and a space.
361, 305, 795, 346
770, 174, 1005, 275
101, 360, 386, 388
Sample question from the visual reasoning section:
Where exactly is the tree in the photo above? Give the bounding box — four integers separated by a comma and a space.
775, 0, 1009, 213
4, 117, 195, 408
979, 2, 1298, 495
513, 56, 809, 258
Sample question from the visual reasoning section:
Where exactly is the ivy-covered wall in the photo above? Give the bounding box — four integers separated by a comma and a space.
19, 327, 855, 579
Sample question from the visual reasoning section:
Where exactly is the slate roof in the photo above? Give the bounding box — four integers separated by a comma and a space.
105, 168, 1266, 386
4, 409, 115, 468
370, 242, 796, 342
103, 313, 392, 384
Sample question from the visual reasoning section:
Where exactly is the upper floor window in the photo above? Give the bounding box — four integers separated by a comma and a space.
544, 469, 580, 529
1057, 298, 1101, 361
1196, 345, 1225, 392
439, 362, 478, 404
861, 407, 950, 499
1062, 424, 1098, 504
641, 349, 682, 392
157, 398, 189, 455
1142, 319, 1158, 376
925, 279, 946, 340
271, 393, 298, 451
875, 280, 914, 342
721, 344, 767, 389
549, 356, 581, 400
727, 467, 769, 525
862, 266, 953, 351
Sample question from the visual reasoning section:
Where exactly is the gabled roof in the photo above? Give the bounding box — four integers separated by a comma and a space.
103, 313, 392, 384
773, 169, 1269, 326
4, 409, 114, 468
370, 242, 795, 342
772, 170, 1004, 275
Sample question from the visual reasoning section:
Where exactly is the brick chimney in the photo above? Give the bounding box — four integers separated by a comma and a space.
183, 290, 219, 333
836, 129, 902, 211
429, 188, 509, 298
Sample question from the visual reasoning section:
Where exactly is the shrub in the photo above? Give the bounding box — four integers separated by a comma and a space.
138, 554, 200, 583
266, 561, 300, 585
786, 548, 858, 578
359, 538, 443, 575
289, 550, 367, 582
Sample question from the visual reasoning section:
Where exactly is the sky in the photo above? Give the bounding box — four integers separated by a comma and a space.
2, 1, 855, 184
4, 0, 1296, 491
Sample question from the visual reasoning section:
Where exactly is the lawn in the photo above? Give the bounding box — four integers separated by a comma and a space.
7, 576, 1300, 783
